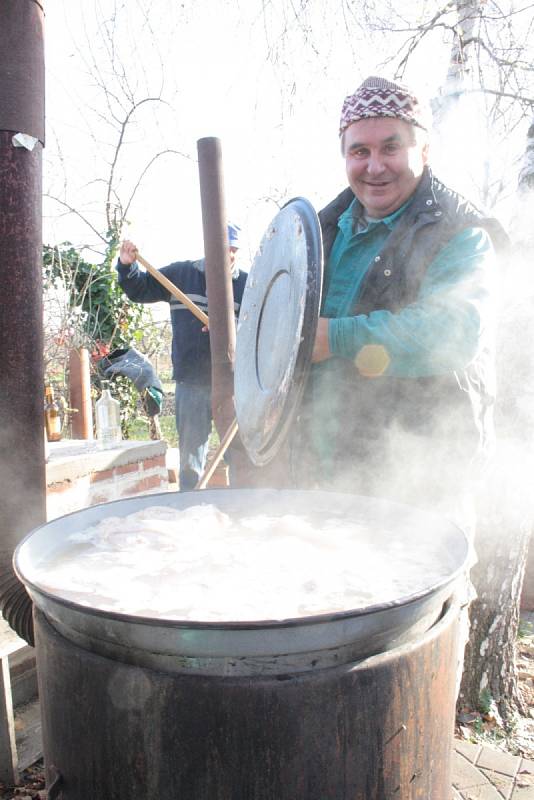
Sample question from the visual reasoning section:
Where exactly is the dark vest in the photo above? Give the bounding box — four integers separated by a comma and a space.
294, 167, 508, 490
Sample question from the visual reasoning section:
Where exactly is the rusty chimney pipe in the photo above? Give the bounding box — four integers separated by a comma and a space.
0, 0, 46, 645
196, 138, 236, 441
69, 348, 94, 440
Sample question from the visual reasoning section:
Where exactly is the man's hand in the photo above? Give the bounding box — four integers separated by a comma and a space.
119, 240, 138, 266
312, 317, 331, 363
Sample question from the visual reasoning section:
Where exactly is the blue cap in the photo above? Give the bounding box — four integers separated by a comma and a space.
227, 223, 241, 249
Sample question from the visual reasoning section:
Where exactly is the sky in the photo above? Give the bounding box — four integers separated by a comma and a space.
41, 0, 534, 344
42, 0, 465, 269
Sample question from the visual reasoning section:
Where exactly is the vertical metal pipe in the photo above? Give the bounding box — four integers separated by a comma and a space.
69, 348, 94, 440
196, 138, 236, 440
0, 0, 46, 644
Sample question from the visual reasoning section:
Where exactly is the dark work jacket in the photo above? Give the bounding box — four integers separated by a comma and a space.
293, 167, 509, 493
117, 259, 248, 387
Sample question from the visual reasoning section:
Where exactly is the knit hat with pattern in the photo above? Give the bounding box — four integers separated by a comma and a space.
339, 76, 431, 136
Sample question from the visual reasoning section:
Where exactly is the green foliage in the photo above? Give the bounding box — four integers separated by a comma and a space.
472, 715, 485, 736
128, 416, 220, 451
129, 414, 178, 447
517, 618, 533, 640
478, 687, 493, 716
43, 241, 148, 350
43, 239, 161, 436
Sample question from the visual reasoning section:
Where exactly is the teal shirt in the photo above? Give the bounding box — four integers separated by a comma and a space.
323, 200, 496, 377
309, 198, 496, 470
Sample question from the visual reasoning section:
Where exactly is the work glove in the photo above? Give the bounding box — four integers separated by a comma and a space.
97, 347, 164, 416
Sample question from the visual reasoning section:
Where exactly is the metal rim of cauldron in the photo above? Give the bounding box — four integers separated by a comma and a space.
13, 488, 469, 632
16, 557, 463, 632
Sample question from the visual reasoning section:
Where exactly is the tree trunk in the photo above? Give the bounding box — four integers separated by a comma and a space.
458, 444, 532, 721
457, 94, 534, 726
517, 117, 534, 192
433, 0, 481, 126
458, 242, 534, 721
511, 114, 534, 248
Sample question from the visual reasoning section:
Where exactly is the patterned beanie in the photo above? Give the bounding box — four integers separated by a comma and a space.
339, 76, 431, 136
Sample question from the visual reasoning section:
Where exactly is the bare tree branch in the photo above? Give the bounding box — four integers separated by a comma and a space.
44, 194, 109, 244
105, 96, 168, 231
122, 148, 194, 222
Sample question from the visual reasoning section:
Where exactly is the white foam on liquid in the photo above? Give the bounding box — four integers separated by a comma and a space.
27, 504, 452, 622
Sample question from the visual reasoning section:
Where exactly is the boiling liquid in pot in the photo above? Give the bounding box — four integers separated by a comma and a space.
28, 504, 453, 622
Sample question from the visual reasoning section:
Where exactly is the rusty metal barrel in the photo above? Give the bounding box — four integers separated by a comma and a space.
15, 489, 466, 800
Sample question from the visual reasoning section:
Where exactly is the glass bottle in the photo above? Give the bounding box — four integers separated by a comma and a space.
95, 382, 122, 449
44, 385, 62, 442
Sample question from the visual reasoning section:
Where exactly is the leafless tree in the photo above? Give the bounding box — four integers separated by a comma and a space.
44, 0, 193, 257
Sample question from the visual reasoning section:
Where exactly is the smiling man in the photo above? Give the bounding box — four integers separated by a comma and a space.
297, 75, 508, 513
343, 120, 428, 218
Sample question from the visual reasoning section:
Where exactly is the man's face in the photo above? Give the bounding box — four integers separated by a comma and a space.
342, 117, 429, 219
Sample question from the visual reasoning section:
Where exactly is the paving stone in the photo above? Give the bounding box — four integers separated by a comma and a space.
454, 751, 487, 788
517, 773, 534, 787
452, 752, 504, 799
454, 783, 508, 799
452, 736, 534, 800
477, 746, 522, 777
519, 759, 534, 776
455, 740, 483, 763
480, 767, 514, 799
514, 763, 534, 796
511, 782, 534, 799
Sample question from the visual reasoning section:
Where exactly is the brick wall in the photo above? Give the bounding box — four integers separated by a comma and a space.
46, 440, 169, 521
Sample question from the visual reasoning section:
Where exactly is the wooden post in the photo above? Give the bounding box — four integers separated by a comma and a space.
0, 624, 30, 786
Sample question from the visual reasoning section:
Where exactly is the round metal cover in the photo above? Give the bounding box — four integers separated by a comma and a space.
235, 197, 323, 466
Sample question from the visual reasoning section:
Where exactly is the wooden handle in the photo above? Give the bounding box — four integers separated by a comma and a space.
135, 252, 209, 326
195, 418, 239, 490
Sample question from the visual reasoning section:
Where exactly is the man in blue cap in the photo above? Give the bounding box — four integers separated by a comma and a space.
117, 224, 248, 490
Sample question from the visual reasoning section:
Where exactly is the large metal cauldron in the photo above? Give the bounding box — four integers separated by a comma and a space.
15, 489, 467, 799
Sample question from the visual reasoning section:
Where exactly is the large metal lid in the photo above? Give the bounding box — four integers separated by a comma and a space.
234, 197, 323, 466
